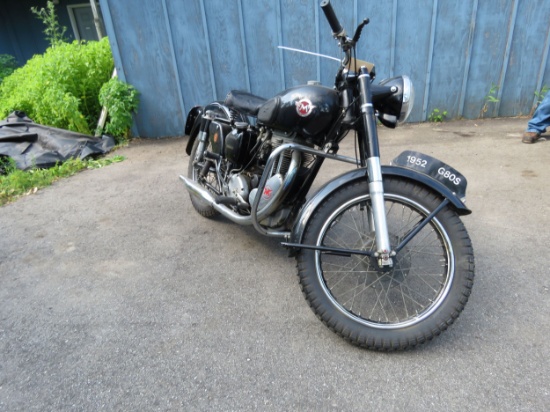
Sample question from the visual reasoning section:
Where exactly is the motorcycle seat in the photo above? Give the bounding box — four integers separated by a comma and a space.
225, 90, 267, 117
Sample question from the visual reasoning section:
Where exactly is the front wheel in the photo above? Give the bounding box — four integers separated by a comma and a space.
296, 177, 475, 350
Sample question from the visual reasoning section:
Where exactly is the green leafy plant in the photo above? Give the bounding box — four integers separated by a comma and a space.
0, 38, 114, 134
0, 155, 125, 206
1, 1, 139, 140
480, 83, 500, 118
85, 155, 126, 169
0, 54, 18, 84
0, 156, 17, 175
530, 85, 549, 115
428, 108, 448, 123
97, 78, 140, 141
31, 1, 68, 46
534, 85, 548, 105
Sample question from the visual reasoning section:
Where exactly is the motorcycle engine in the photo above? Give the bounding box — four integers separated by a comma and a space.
249, 131, 316, 226
223, 126, 316, 227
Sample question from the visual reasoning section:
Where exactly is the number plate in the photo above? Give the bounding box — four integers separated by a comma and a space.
391, 150, 467, 199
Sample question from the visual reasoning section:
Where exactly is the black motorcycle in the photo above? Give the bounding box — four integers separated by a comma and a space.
181, 0, 474, 350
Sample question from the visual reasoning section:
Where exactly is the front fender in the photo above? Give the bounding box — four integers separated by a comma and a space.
289, 165, 471, 248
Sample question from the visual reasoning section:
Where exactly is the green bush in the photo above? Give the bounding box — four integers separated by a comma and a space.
0, 38, 113, 134
0, 54, 18, 83
98, 77, 139, 141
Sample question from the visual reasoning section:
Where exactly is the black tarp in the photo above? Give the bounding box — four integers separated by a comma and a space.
0, 111, 115, 171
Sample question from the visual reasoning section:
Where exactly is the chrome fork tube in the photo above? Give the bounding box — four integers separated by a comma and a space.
358, 67, 393, 267
367, 157, 392, 264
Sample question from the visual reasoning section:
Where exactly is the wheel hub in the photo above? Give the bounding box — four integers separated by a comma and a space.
355, 236, 412, 288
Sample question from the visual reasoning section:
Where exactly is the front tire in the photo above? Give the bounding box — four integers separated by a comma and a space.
296, 177, 474, 350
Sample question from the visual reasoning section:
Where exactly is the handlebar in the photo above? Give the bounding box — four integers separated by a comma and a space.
320, 0, 344, 36
320, 0, 372, 76
321, 1, 369, 47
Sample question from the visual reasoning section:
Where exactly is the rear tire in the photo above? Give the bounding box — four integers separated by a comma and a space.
187, 136, 219, 218
296, 177, 474, 350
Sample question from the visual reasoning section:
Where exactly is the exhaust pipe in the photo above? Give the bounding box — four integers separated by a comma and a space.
179, 176, 254, 225
180, 175, 215, 204
180, 148, 301, 226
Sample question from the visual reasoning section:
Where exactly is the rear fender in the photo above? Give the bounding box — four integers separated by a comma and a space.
184, 106, 203, 155
289, 165, 471, 248
184, 105, 203, 136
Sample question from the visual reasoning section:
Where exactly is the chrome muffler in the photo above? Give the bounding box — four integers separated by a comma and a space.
179, 176, 253, 225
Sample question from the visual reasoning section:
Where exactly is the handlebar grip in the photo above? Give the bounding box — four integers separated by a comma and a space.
320, 0, 343, 35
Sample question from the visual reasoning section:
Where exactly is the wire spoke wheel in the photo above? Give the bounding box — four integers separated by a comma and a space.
318, 193, 452, 328
297, 178, 474, 350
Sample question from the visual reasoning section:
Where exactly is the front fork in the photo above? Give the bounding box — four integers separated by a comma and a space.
358, 68, 394, 267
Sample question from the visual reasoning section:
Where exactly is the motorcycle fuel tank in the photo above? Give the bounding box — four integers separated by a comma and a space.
257, 84, 340, 141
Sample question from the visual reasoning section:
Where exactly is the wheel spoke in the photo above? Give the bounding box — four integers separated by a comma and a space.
317, 192, 453, 328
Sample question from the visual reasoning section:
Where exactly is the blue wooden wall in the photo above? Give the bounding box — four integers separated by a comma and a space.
99, 0, 550, 138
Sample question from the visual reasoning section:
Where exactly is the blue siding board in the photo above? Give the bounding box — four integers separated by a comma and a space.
494, 0, 518, 116
98, 0, 126, 81
315, 0, 321, 82
500, 0, 550, 116
394, 0, 434, 122
422, 0, 438, 121
280, 0, 318, 87
390, 0, 398, 78
541, 38, 550, 102
427, 0, 474, 120
199, 0, 218, 101
103, 0, 182, 137
533, 24, 550, 111
544, 57, 550, 100
355, 1, 394, 81
165, 0, 215, 109
203, 0, 249, 99
276, 0, 286, 90
162, 0, 186, 117
237, 0, 251, 93
458, 0, 478, 117
93, 0, 550, 137
241, 0, 281, 98
463, 0, 513, 118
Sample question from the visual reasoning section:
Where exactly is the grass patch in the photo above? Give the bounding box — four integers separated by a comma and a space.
0, 155, 125, 206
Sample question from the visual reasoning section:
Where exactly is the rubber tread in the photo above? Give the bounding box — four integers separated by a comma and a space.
296, 177, 475, 351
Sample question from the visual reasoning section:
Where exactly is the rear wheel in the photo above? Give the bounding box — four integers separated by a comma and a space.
296, 177, 474, 350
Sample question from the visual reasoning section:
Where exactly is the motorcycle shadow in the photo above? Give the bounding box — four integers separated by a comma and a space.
218, 215, 290, 259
